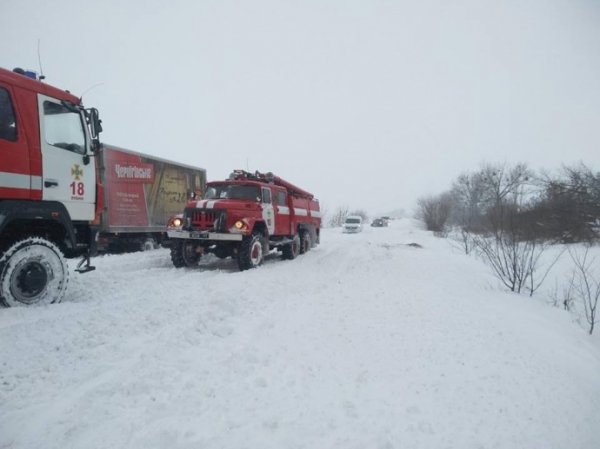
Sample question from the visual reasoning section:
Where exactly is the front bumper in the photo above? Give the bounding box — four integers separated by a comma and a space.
167, 229, 243, 241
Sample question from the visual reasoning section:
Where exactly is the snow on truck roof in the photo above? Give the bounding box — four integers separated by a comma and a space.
221, 170, 317, 200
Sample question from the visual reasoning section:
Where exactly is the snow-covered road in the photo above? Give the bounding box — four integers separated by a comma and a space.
2, 219, 599, 449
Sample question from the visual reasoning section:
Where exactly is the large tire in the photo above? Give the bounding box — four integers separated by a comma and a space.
282, 234, 300, 260
0, 237, 69, 307
170, 240, 201, 268
299, 230, 311, 254
141, 238, 158, 252
237, 233, 265, 271
311, 229, 319, 247
213, 245, 232, 260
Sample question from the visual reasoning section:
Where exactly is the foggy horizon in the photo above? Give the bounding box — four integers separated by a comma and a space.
1, 0, 599, 216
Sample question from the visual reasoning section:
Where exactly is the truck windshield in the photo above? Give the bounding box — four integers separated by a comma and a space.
43, 101, 86, 154
205, 184, 260, 201
345, 218, 361, 224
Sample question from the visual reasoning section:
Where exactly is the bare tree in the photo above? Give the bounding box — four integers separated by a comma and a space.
535, 163, 600, 243
525, 245, 565, 297
328, 205, 349, 228
449, 172, 487, 253
450, 172, 486, 229
449, 163, 534, 253
473, 233, 545, 294
451, 227, 476, 255
466, 163, 561, 295
417, 192, 453, 235
472, 233, 562, 296
479, 163, 532, 205
350, 209, 369, 222
568, 245, 600, 335
562, 273, 577, 311
549, 275, 576, 311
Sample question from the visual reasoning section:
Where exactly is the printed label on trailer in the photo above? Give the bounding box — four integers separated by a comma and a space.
113, 163, 155, 183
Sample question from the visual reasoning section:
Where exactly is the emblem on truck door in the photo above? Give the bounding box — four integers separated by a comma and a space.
71, 164, 83, 180
70, 164, 85, 199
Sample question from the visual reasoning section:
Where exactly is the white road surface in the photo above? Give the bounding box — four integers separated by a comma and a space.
1, 219, 599, 449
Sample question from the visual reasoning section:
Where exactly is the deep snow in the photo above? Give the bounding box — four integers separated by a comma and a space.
1, 219, 599, 449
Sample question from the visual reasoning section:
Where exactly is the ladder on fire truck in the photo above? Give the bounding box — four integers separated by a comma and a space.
228, 170, 315, 199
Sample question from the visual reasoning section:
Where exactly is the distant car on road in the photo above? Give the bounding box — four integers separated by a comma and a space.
371, 218, 388, 227
343, 216, 363, 233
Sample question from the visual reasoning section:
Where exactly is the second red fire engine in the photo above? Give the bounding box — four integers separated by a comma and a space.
167, 170, 321, 270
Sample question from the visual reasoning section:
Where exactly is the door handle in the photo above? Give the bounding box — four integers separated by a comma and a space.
44, 179, 59, 188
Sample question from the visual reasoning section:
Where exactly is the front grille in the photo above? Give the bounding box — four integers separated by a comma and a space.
186, 208, 226, 231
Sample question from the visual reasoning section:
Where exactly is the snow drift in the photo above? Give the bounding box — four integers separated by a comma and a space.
1, 219, 599, 449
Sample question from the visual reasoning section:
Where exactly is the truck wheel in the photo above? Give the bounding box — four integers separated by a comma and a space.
282, 234, 300, 260
238, 233, 265, 270
0, 237, 69, 307
299, 230, 311, 254
170, 240, 201, 268
214, 245, 232, 259
141, 238, 157, 251
311, 230, 319, 247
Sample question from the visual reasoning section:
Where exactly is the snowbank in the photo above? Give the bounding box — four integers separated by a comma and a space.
1, 219, 599, 449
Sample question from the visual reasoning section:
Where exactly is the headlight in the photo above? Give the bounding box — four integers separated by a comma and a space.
168, 216, 183, 228
230, 219, 249, 233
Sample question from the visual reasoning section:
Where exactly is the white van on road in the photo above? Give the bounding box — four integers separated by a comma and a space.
343, 216, 363, 233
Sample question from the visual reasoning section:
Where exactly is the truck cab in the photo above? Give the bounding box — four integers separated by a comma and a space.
1, 68, 101, 223
0, 67, 102, 306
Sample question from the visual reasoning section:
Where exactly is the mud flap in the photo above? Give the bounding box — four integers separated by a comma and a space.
75, 253, 96, 273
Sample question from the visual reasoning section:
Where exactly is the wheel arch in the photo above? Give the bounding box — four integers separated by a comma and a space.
297, 222, 319, 242
252, 221, 268, 237
0, 200, 78, 256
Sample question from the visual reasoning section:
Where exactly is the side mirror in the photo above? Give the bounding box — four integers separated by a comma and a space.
87, 108, 102, 153
89, 108, 103, 138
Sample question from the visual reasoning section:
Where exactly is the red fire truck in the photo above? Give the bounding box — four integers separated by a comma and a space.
0, 67, 102, 307
167, 170, 321, 270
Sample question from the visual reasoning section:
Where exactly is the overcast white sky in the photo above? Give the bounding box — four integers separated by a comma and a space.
2, 0, 599, 216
